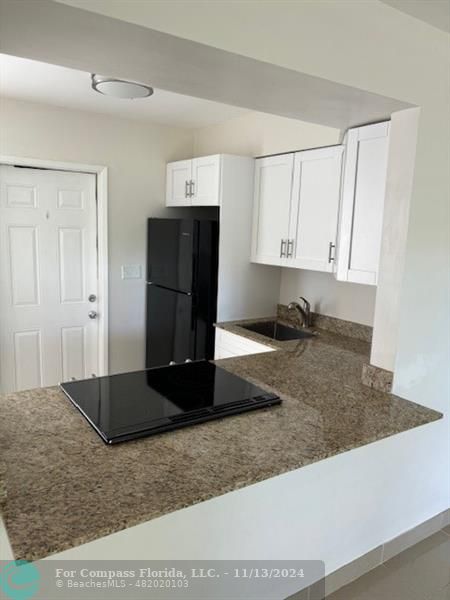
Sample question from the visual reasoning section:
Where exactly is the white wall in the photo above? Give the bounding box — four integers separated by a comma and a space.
54, 0, 450, 571
279, 269, 376, 326
193, 111, 340, 157
0, 98, 193, 374
216, 154, 282, 322
193, 110, 377, 325
371, 108, 420, 369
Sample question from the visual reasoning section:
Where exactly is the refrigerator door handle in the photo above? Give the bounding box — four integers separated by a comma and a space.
190, 298, 197, 331
191, 238, 198, 293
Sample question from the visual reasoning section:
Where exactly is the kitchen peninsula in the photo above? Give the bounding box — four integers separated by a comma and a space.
0, 316, 441, 562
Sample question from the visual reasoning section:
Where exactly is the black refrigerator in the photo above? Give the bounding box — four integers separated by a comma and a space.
145, 218, 219, 368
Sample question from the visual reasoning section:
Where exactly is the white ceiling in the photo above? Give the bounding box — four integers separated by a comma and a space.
0, 3, 412, 130
0, 54, 250, 129
381, 0, 450, 33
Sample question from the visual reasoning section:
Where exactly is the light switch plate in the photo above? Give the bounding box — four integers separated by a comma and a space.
121, 264, 142, 280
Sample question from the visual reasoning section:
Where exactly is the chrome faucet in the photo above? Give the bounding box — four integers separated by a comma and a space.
287, 297, 312, 328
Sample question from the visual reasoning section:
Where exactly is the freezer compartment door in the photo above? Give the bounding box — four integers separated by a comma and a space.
147, 219, 196, 293
146, 284, 196, 368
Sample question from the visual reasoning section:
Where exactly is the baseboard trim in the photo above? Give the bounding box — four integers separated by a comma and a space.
287, 508, 450, 599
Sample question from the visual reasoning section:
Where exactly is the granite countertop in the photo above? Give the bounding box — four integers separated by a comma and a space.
0, 318, 441, 561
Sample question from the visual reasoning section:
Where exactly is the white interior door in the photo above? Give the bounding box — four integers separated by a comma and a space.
251, 154, 294, 266
289, 146, 343, 272
191, 155, 221, 206
166, 160, 192, 206
0, 165, 99, 393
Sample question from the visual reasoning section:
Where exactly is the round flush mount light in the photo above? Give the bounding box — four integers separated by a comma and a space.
91, 74, 154, 99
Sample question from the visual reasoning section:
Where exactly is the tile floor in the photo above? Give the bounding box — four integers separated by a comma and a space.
327, 525, 450, 600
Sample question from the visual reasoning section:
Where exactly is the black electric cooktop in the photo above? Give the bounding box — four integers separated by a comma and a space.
60, 361, 281, 444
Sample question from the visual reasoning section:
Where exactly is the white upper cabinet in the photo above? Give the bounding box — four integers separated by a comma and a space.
166, 154, 221, 207
166, 159, 192, 207
191, 155, 221, 206
251, 154, 294, 266
335, 121, 390, 285
288, 146, 343, 272
251, 146, 343, 272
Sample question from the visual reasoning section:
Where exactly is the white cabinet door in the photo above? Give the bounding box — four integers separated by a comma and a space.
166, 156, 221, 207
191, 155, 221, 206
251, 154, 294, 266
166, 160, 192, 207
336, 122, 390, 285
288, 146, 343, 272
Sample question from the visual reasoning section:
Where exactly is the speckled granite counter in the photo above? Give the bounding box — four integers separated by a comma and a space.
0, 462, 6, 510
0, 320, 441, 561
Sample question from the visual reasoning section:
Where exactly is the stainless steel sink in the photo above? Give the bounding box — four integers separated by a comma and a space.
241, 320, 315, 341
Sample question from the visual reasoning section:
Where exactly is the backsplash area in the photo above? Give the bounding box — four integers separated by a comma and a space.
361, 363, 393, 393
277, 304, 373, 343
279, 270, 377, 327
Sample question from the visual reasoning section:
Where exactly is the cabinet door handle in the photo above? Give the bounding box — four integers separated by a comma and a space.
189, 180, 195, 197
328, 242, 336, 263
280, 239, 287, 258
185, 180, 189, 198
287, 239, 294, 258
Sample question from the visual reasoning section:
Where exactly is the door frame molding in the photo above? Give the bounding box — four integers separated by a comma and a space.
0, 155, 109, 376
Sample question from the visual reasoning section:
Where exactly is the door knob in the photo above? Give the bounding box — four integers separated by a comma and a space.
88, 311, 97, 319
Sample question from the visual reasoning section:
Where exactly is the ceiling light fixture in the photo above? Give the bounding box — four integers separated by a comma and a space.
91, 74, 154, 99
